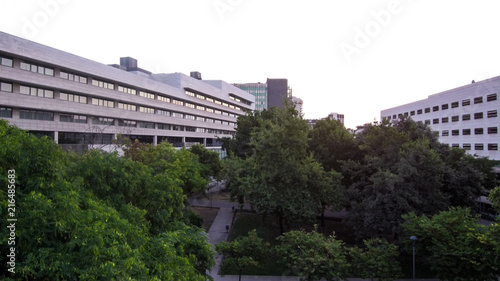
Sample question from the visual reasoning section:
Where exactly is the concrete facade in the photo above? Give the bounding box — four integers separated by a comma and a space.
0, 32, 254, 150
381, 78, 499, 160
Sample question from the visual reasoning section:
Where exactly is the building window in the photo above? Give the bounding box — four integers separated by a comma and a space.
417, 109, 422, 115
196, 116, 205, 122
463, 143, 471, 150
92, 98, 114, 108
60, 71, 87, 84
20, 60, 54, 76
157, 109, 170, 116
158, 124, 170, 130
196, 94, 205, 100
424, 107, 430, 113
214, 110, 222, 115
0, 107, 12, 118
207, 108, 214, 113
474, 112, 483, 119
463, 129, 471, 135
139, 106, 154, 114
158, 96, 170, 103
462, 114, 471, 121
60, 114, 87, 123
424, 120, 430, 125
450, 115, 458, 122
433, 106, 439, 112
118, 120, 136, 127
196, 128, 206, 133
92, 117, 114, 125
441, 104, 449, 110
487, 93, 497, 102
475, 144, 484, 150
118, 85, 137, 95
185, 102, 195, 109
185, 126, 196, 132
206, 97, 214, 103
172, 112, 184, 118
185, 114, 195, 120
138, 122, 154, 129
475, 128, 484, 135
172, 99, 184, 106
433, 118, 439, 124
19, 110, 53, 121
441, 117, 449, 123
474, 97, 483, 104
410, 111, 415, 116
215, 100, 222, 105
451, 143, 459, 148
462, 99, 470, 106
118, 103, 137, 111
205, 118, 214, 123
0, 56, 13, 67
91, 79, 115, 90
451, 101, 459, 108
172, 125, 184, 131
487, 110, 497, 118
488, 144, 498, 151
19, 85, 53, 98
196, 105, 205, 111
186, 90, 195, 97
488, 127, 498, 134
60, 92, 87, 104
452, 130, 459, 136
139, 91, 155, 99
0, 82, 13, 92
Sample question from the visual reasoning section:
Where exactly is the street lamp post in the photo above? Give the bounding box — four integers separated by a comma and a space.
410, 236, 418, 280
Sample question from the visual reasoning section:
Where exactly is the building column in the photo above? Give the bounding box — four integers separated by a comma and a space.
54, 131, 59, 144
203, 138, 207, 147
182, 136, 186, 147
153, 135, 158, 146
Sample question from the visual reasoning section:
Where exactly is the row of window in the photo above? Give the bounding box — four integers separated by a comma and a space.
60, 71, 88, 84
423, 110, 498, 124
449, 143, 498, 151
385, 93, 498, 121
442, 127, 498, 136
185, 90, 244, 111
0, 107, 236, 132
20, 60, 54, 76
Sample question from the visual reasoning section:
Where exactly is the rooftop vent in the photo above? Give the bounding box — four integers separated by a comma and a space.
190, 71, 202, 80
120, 57, 138, 71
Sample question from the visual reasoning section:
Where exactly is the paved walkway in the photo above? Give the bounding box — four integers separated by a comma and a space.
192, 196, 440, 281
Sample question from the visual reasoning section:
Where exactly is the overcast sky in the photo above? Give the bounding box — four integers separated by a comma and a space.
2, 0, 500, 129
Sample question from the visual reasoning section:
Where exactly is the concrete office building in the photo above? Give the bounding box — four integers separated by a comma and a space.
291, 96, 303, 117
0, 32, 254, 153
381, 78, 499, 160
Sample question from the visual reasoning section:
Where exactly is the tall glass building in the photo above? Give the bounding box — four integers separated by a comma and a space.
233, 82, 268, 111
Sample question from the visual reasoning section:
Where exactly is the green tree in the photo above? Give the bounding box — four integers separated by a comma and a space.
233, 102, 343, 233
346, 239, 402, 280
402, 207, 499, 280
189, 144, 223, 180
124, 141, 207, 195
0, 120, 214, 281
308, 118, 359, 172
489, 187, 500, 211
343, 118, 490, 240
276, 230, 348, 281
216, 229, 269, 281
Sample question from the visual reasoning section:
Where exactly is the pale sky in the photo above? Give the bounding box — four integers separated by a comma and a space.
2, 0, 500, 129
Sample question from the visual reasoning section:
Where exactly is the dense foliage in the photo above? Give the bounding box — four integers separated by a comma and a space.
0, 120, 214, 280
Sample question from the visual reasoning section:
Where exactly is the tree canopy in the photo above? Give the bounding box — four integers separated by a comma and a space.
0, 120, 214, 280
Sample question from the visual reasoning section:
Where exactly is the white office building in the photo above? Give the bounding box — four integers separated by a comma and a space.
381, 78, 499, 160
0, 32, 254, 153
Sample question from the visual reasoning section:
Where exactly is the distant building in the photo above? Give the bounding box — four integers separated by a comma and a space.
233, 82, 267, 111
0, 31, 254, 153
328, 112, 345, 125
235, 78, 301, 112
291, 96, 304, 117
381, 78, 499, 160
